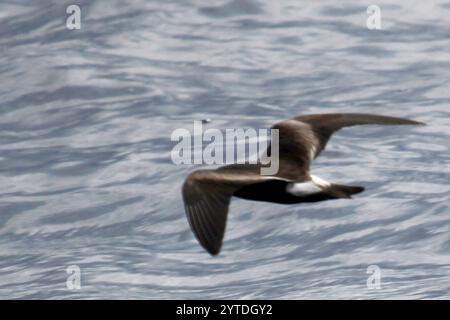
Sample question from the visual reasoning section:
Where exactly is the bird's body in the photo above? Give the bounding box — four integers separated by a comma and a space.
182, 113, 424, 255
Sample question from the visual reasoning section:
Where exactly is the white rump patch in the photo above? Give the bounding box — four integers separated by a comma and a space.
310, 175, 331, 188
310, 145, 317, 160
286, 182, 321, 196
286, 175, 331, 196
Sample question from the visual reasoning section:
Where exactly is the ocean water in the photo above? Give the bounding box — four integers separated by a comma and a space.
0, 0, 449, 299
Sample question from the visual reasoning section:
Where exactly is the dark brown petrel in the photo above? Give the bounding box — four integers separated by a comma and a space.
182, 113, 424, 255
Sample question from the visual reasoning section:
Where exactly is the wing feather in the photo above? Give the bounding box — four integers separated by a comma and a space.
293, 113, 424, 157
182, 169, 289, 255
268, 113, 424, 179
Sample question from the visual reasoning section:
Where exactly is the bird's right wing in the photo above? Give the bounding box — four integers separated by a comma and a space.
267, 113, 423, 180
292, 113, 424, 158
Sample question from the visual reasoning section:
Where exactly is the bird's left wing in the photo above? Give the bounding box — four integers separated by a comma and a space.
182, 169, 287, 255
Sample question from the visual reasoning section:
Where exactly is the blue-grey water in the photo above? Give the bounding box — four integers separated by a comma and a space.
1, 0, 449, 299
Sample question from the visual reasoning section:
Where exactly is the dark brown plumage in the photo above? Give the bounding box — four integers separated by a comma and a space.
182, 113, 424, 255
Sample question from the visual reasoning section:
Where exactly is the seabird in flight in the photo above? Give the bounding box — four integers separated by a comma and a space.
182, 113, 424, 255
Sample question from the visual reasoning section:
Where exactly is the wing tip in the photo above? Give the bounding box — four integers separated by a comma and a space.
201, 241, 222, 256
192, 228, 223, 256
207, 247, 222, 256
398, 118, 426, 126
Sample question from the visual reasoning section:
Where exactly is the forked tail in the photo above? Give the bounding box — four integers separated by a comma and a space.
324, 184, 365, 199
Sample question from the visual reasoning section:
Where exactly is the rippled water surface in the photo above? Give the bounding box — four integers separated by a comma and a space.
1, 0, 449, 299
